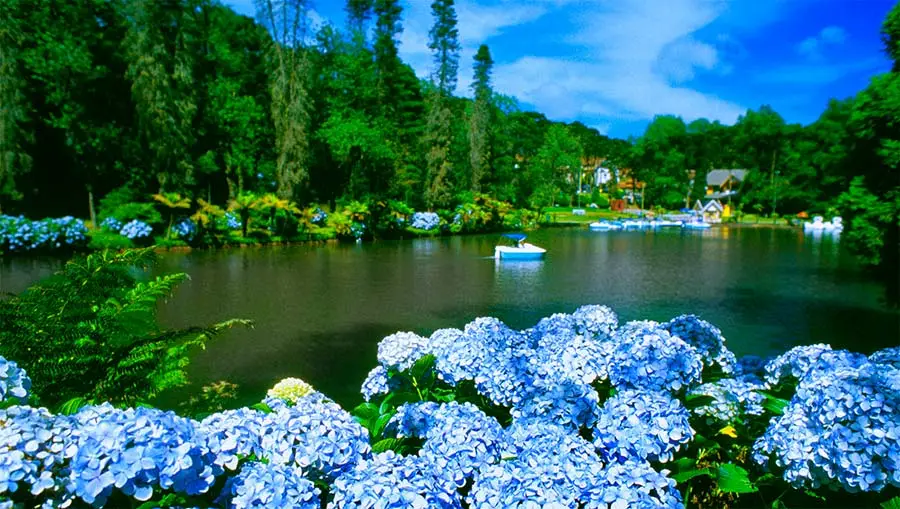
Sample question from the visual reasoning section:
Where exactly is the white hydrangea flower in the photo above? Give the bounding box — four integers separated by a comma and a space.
267, 377, 315, 404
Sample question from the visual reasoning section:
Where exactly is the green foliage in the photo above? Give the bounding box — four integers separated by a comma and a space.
99, 188, 163, 225
0, 249, 250, 408
882, 496, 900, 509
87, 230, 134, 251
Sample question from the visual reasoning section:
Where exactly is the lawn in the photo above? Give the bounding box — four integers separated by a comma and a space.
539, 207, 637, 225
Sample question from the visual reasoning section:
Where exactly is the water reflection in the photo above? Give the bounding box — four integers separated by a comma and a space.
493, 258, 544, 290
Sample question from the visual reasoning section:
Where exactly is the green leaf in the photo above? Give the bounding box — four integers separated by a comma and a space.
672, 467, 712, 484
250, 402, 273, 414
373, 412, 395, 439
759, 393, 791, 415
353, 402, 380, 422
683, 393, 716, 410
371, 438, 403, 453
881, 496, 900, 509
408, 354, 436, 382
715, 463, 758, 493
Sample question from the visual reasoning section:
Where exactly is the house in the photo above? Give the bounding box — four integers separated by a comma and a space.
705, 169, 747, 199
693, 199, 726, 223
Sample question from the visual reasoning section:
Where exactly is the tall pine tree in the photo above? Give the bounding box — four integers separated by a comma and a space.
256, 0, 313, 200
468, 44, 493, 192
423, 0, 460, 209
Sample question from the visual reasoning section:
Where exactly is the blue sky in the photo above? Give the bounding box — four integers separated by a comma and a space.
224, 0, 894, 138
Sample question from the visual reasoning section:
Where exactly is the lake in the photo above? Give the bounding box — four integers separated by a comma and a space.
1, 226, 897, 408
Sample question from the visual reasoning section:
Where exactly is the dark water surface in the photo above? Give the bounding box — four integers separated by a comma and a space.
2, 226, 897, 408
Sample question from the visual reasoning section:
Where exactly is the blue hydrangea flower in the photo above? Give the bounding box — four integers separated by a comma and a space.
328, 451, 460, 508
172, 218, 197, 240
582, 459, 684, 509
69, 404, 221, 506
389, 402, 504, 486
594, 390, 694, 463
224, 212, 241, 230
765, 346, 868, 388
0, 215, 88, 252
0, 357, 31, 404
687, 379, 766, 424
200, 407, 274, 470
360, 366, 390, 402
467, 421, 604, 507
0, 406, 77, 506
259, 395, 370, 481
609, 324, 703, 393
753, 362, 900, 492
870, 346, 900, 369
571, 304, 619, 340
311, 208, 327, 226
411, 212, 440, 231
119, 219, 152, 240
217, 462, 319, 509
100, 217, 122, 232
663, 315, 737, 374
377, 332, 430, 372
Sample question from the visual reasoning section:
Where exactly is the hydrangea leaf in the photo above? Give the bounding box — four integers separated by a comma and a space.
715, 463, 758, 493
881, 496, 900, 509
249, 402, 273, 413
371, 438, 404, 454
684, 393, 716, 410
758, 392, 790, 415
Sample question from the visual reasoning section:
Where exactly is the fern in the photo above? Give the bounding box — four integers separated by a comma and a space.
0, 249, 250, 408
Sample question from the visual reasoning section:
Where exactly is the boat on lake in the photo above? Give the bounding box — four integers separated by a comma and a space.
682, 220, 712, 229
803, 216, 843, 232
621, 219, 651, 229
494, 233, 546, 260
651, 219, 683, 228
589, 221, 623, 231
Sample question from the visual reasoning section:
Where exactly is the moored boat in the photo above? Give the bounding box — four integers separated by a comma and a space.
494, 233, 546, 260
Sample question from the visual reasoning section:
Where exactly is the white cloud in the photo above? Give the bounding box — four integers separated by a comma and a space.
492, 0, 746, 125
797, 26, 847, 60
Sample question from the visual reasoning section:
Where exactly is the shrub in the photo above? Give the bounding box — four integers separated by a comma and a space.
0, 215, 89, 254
411, 212, 441, 231
0, 249, 249, 408
87, 230, 133, 250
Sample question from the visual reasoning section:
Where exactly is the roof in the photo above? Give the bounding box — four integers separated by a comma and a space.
693, 199, 724, 212
706, 169, 747, 187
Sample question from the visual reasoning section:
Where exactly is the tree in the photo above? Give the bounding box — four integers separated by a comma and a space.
468, 44, 493, 192
373, 0, 403, 121
530, 125, 583, 209
733, 106, 786, 214
255, 0, 313, 200
632, 115, 689, 209
423, 0, 460, 209
125, 0, 200, 194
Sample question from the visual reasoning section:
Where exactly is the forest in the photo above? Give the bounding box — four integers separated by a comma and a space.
0, 0, 897, 277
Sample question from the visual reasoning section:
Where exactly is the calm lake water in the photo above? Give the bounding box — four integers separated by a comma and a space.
2, 226, 897, 408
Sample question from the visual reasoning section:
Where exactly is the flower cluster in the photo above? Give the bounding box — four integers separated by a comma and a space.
0, 215, 88, 253
99, 217, 123, 232
119, 219, 153, 240
468, 421, 604, 507
608, 323, 703, 393
594, 390, 694, 463
391, 402, 504, 485
765, 345, 868, 388
411, 212, 440, 231
583, 459, 684, 509
870, 346, 900, 369
266, 377, 315, 404
0, 356, 31, 404
753, 361, 900, 492
663, 314, 737, 374
311, 207, 327, 225
223, 212, 241, 230
377, 332, 430, 372
173, 218, 197, 240
218, 462, 320, 509
360, 366, 390, 402
329, 451, 460, 508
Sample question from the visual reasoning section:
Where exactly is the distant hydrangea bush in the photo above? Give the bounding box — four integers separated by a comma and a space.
411, 211, 440, 231
119, 219, 153, 240
0, 357, 31, 404
99, 217, 122, 232
172, 217, 197, 240
2, 312, 899, 508
0, 215, 88, 253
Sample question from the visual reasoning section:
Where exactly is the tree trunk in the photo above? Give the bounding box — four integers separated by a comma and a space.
88, 188, 97, 227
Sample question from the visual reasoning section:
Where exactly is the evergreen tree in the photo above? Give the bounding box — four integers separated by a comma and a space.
124, 0, 200, 194
0, 4, 31, 212
423, 0, 460, 209
255, 0, 313, 200
468, 44, 493, 192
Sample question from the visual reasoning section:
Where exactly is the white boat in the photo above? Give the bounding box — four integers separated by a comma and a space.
683, 221, 712, 229
589, 221, 622, 231
652, 220, 683, 228
621, 219, 651, 229
804, 216, 843, 232
494, 233, 546, 260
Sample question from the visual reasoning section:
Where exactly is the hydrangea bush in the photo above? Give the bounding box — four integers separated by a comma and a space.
410, 212, 440, 231
0, 215, 88, 254
1, 305, 898, 508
